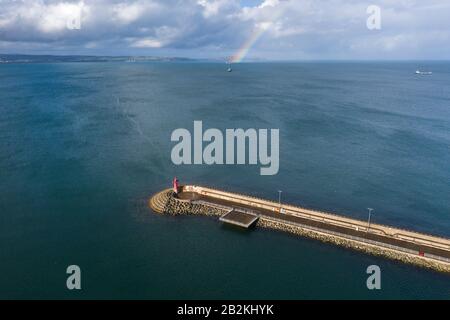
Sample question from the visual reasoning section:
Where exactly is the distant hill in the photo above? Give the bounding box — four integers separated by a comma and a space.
0, 54, 196, 64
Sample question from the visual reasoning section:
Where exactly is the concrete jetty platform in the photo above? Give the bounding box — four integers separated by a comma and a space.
219, 209, 260, 228
149, 185, 450, 273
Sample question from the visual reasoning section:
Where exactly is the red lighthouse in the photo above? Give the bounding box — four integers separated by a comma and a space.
173, 177, 179, 195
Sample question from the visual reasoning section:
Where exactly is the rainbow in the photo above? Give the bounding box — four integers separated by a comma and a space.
229, 25, 268, 63
229, 1, 285, 63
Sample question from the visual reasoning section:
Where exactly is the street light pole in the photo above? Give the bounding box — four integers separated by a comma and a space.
367, 208, 374, 232
278, 190, 282, 213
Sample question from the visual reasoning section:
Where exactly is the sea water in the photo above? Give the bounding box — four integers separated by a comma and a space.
0, 61, 449, 299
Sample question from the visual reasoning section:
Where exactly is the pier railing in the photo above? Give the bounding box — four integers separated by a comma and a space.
182, 185, 450, 252
262, 214, 450, 264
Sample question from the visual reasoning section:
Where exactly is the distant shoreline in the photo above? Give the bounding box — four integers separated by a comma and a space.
2, 54, 450, 64
0, 54, 197, 64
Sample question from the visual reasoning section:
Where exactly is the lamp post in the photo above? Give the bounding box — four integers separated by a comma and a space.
278, 190, 282, 213
367, 208, 374, 232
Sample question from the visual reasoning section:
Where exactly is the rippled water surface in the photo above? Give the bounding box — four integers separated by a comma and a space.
0, 62, 449, 298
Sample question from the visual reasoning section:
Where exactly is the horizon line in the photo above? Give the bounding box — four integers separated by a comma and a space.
1, 53, 450, 63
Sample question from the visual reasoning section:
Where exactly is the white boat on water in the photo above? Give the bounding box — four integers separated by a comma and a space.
226, 59, 232, 72
415, 70, 432, 75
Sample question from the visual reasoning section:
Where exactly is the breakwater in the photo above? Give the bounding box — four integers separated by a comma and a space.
149, 186, 450, 273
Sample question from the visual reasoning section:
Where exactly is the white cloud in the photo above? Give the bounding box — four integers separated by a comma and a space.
112, 1, 161, 24
259, 0, 279, 9
197, 0, 235, 18
129, 37, 164, 48
0, 0, 449, 59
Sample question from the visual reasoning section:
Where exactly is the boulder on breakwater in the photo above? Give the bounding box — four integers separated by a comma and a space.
149, 190, 450, 273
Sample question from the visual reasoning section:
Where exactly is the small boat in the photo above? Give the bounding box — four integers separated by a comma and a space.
415, 70, 432, 75
227, 61, 232, 72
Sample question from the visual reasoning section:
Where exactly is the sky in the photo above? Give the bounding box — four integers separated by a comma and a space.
0, 0, 450, 60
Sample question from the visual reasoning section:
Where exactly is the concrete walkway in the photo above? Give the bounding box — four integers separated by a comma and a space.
181, 185, 450, 262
